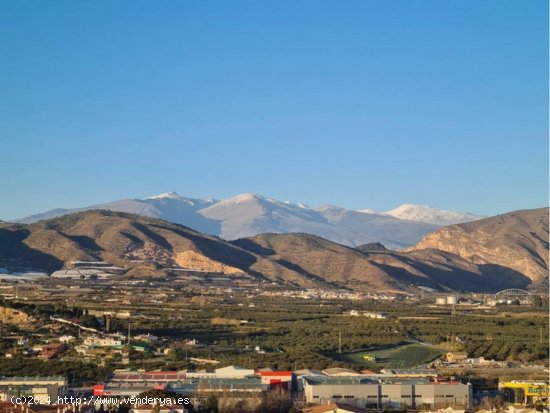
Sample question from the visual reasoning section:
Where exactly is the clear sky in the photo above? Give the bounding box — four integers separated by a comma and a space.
1, 0, 548, 220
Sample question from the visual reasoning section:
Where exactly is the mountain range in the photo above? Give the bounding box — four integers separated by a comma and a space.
1, 207, 547, 292
13, 192, 484, 249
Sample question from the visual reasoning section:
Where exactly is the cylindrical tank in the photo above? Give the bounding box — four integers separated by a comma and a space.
446, 295, 457, 305
436, 297, 447, 305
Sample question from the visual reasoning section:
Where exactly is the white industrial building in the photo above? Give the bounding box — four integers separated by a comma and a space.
0, 376, 68, 401
302, 376, 471, 409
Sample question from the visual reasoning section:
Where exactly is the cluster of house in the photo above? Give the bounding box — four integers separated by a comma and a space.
261, 288, 407, 301
5, 341, 68, 360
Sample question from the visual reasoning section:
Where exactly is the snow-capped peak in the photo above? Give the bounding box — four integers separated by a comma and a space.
145, 191, 184, 200
358, 208, 378, 214
217, 193, 266, 205
384, 204, 484, 226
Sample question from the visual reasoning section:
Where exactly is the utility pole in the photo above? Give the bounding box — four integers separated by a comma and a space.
540, 327, 544, 344
127, 322, 131, 343
338, 331, 342, 354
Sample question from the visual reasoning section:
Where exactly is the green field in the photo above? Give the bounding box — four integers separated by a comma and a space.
335, 343, 443, 369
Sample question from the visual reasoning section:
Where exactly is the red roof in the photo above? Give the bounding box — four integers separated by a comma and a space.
43, 343, 64, 349
260, 371, 293, 377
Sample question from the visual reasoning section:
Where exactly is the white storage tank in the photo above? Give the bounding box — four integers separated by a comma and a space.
435, 297, 447, 305
446, 295, 457, 305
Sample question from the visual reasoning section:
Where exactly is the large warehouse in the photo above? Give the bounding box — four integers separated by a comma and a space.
302, 376, 472, 409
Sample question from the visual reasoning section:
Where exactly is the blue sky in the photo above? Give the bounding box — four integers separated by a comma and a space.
1, 0, 548, 220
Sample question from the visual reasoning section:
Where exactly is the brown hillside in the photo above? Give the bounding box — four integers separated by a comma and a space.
409, 208, 549, 283
235, 233, 532, 292
0, 208, 546, 292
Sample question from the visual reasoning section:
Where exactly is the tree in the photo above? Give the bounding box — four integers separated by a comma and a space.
478, 395, 504, 410
202, 394, 219, 413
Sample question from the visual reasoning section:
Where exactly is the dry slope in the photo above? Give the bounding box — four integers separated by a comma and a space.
409, 208, 549, 283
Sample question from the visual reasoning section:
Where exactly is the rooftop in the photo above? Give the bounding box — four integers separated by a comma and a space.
0, 376, 66, 383
303, 376, 378, 385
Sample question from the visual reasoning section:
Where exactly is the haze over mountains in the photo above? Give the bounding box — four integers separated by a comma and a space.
14, 192, 484, 249
0, 207, 547, 292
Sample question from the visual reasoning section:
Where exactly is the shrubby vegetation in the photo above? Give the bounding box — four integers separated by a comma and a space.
0, 357, 111, 384
0, 296, 547, 379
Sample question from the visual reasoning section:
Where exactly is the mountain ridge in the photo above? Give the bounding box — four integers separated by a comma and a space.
11, 193, 483, 249
1, 208, 546, 292
383, 204, 485, 226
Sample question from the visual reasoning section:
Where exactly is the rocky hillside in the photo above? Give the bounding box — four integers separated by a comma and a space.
234, 233, 531, 292
0, 208, 546, 292
410, 208, 549, 283
0, 210, 258, 275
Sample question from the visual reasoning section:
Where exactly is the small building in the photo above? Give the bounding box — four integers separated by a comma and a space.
363, 312, 387, 319
16, 337, 29, 346
84, 336, 123, 347
40, 343, 66, 359
446, 352, 468, 364
58, 335, 76, 344
135, 333, 159, 343
465, 356, 491, 365
260, 371, 294, 390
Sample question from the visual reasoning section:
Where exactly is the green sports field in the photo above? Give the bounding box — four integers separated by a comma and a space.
334, 343, 443, 368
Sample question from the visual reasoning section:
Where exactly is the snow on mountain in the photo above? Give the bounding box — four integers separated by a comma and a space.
313, 205, 437, 248
198, 193, 331, 241
384, 204, 485, 226
145, 191, 185, 200
358, 208, 377, 214
198, 198, 437, 248
15, 193, 219, 234
14, 193, 474, 249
